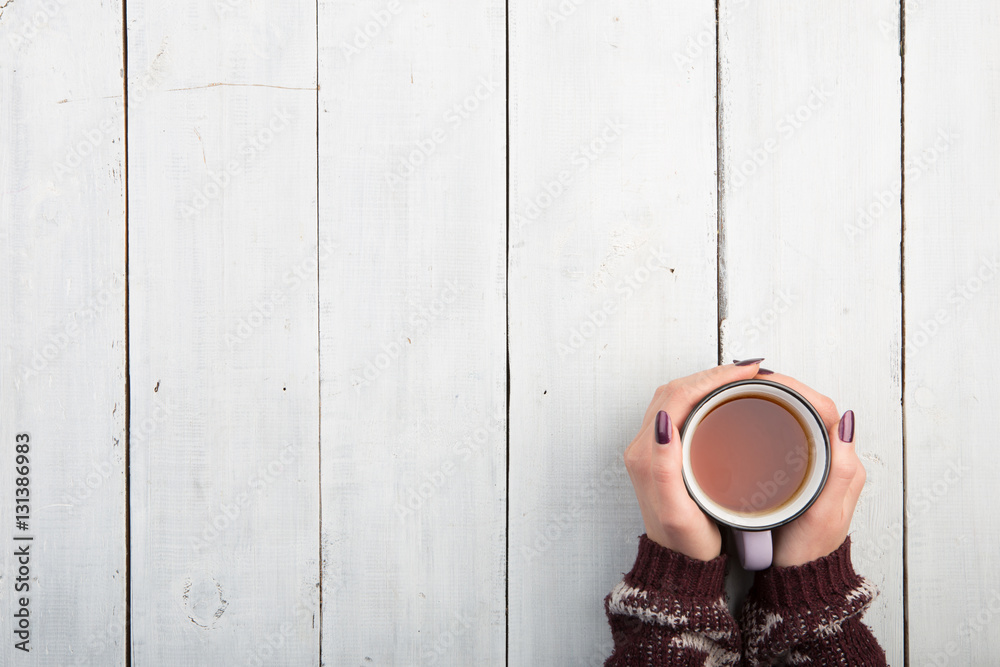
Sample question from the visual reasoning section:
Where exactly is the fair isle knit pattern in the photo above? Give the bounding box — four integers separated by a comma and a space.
739, 537, 887, 666
604, 534, 742, 666
604, 535, 888, 667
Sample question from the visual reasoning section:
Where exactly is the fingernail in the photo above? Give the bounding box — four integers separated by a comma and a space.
838, 410, 855, 443
734, 357, 765, 366
655, 410, 672, 445
756, 367, 775, 375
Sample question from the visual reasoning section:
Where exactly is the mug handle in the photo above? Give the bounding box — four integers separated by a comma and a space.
734, 530, 772, 570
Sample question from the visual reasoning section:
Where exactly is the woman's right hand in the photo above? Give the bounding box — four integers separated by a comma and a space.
623, 361, 766, 561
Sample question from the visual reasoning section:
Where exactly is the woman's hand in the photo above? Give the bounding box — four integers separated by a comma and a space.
759, 373, 867, 567
623, 361, 766, 561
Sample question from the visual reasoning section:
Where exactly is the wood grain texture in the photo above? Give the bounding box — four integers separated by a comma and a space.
904, 0, 1000, 661
318, 1, 507, 663
1, 0, 127, 663
507, 2, 721, 664
125, 0, 319, 663
7, 0, 1000, 661
718, 0, 904, 661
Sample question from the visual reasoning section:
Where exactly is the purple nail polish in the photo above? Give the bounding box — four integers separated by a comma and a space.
655, 410, 672, 445
734, 357, 765, 366
839, 410, 855, 443
757, 367, 775, 375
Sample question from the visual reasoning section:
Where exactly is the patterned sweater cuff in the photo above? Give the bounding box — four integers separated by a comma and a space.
623, 534, 728, 597
751, 536, 875, 611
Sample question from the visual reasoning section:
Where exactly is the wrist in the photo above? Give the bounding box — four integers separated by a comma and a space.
645, 526, 721, 562
774, 533, 848, 568
753, 536, 864, 609
627, 534, 729, 596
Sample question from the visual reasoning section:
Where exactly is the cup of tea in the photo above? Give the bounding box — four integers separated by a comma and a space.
679, 379, 831, 570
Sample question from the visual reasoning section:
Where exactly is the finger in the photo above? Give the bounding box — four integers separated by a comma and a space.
637, 361, 770, 446
820, 410, 862, 504
839, 411, 867, 511
640, 389, 667, 430
648, 410, 694, 509
753, 371, 840, 432
640, 362, 765, 431
658, 361, 765, 425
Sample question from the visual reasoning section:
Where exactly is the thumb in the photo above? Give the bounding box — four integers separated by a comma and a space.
648, 410, 690, 507
824, 409, 862, 500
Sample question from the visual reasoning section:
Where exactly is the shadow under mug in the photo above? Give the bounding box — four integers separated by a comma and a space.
679, 379, 831, 570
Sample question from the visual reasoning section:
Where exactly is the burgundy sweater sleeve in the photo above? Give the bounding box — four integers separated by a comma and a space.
738, 536, 888, 666
603, 534, 742, 666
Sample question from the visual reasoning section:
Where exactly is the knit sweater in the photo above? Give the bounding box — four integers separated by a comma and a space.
603, 535, 887, 666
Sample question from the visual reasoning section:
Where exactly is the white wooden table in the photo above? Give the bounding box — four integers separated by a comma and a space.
2, 0, 997, 664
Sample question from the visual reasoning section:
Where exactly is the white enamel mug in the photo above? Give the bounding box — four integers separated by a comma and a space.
679, 379, 831, 570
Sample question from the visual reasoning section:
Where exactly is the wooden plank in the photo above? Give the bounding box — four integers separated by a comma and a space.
718, 0, 904, 662
0, 0, 127, 663
125, 0, 319, 663
507, 2, 721, 663
903, 1, 1000, 661
317, 1, 507, 663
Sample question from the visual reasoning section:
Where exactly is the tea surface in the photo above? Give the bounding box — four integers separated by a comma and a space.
690, 396, 810, 514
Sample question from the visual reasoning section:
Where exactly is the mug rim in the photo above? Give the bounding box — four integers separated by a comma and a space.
679, 379, 832, 531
